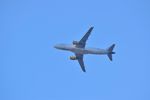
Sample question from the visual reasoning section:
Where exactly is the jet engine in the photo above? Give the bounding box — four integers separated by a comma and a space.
72, 41, 79, 45
70, 56, 77, 60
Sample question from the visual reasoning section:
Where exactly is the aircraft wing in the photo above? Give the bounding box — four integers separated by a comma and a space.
76, 54, 86, 72
79, 27, 94, 48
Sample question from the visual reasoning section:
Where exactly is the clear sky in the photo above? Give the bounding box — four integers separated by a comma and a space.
1, 0, 150, 100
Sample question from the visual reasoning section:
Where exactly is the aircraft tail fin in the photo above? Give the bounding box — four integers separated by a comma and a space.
107, 44, 115, 61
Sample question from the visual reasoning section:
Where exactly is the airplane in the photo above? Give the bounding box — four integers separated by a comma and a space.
54, 27, 115, 72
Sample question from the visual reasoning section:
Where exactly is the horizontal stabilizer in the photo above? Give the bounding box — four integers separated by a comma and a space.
107, 44, 115, 61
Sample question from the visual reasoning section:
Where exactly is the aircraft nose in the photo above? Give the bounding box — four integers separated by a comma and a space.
54, 44, 66, 50
54, 44, 61, 49
54, 45, 58, 49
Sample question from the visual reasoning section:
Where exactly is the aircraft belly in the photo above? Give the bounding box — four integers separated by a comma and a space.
84, 49, 107, 54
70, 47, 108, 55
70, 48, 85, 54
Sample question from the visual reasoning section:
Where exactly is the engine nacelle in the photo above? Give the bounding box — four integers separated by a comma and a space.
70, 56, 77, 60
72, 41, 79, 45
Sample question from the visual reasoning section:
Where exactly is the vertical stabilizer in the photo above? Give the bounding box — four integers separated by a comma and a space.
107, 44, 115, 61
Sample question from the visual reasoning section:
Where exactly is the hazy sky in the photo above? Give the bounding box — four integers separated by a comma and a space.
1, 0, 150, 100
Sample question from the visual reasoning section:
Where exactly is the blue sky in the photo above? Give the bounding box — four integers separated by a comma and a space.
1, 0, 150, 100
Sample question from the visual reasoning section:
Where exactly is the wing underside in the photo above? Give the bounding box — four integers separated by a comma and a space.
79, 27, 94, 44
74, 27, 94, 72
76, 27, 94, 48
76, 54, 86, 72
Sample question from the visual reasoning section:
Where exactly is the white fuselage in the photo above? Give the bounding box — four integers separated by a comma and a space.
54, 44, 109, 55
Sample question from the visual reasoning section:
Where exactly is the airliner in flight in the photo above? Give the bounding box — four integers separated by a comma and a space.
54, 27, 115, 72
